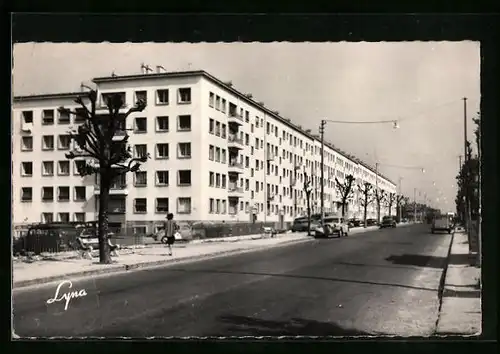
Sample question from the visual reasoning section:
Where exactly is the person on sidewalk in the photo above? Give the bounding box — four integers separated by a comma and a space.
163, 213, 179, 256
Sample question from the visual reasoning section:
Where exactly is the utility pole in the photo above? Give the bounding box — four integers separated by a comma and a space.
413, 187, 417, 223
320, 119, 326, 226
398, 177, 403, 221
463, 97, 471, 244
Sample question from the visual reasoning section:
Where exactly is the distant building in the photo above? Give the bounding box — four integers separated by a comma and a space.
12, 70, 396, 233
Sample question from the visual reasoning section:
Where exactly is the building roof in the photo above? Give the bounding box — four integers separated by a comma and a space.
13, 92, 83, 102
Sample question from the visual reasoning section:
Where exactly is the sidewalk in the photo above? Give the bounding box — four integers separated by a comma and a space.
12, 224, 386, 289
435, 231, 481, 335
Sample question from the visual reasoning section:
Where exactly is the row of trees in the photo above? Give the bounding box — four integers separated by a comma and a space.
302, 171, 412, 234
455, 113, 480, 224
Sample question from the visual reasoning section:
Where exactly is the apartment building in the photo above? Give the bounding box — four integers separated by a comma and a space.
12, 70, 396, 233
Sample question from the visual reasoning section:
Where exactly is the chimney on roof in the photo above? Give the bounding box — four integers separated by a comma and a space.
305, 129, 311, 133
273, 110, 280, 116
298, 125, 302, 129
285, 118, 291, 122
141, 63, 153, 74
111, 71, 117, 77
156, 65, 166, 73
258, 101, 265, 106
245, 93, 253, 99
225, 81, 233, 87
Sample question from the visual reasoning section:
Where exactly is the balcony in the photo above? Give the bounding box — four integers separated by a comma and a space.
228, 161, 244, 174
267, 152, 275, 161
228, 113, 243, 126
228, 186, 244, 198
227, 135, 244, 150
267, 194, 275, 202
94, 183, 129, 196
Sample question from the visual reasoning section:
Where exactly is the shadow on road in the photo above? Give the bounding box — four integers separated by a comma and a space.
384, 254, 446, 269
168, 268, 437, 292
217, 314, 374, 336
448, 254, 473, 265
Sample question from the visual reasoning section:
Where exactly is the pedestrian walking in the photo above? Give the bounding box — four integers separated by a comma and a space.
163, 213, 178, 256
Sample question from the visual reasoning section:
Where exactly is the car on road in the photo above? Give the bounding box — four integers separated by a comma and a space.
348, 218, 362, 228
380, 216, 397, 229
431, 216, 454, 234
366, 218, 378, 226
314, 217, 349, 238
291, 217, 309, 232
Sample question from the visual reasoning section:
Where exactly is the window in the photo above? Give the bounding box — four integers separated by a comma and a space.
134, 198, 147, 213
21, 136, 33, 151
135, 144, 148, 158
222, 200, 227, 214
178, 115, 191, 131
42, 213, 53, 223
133, 226, 148, 235
134, 117, 147, 133
74, 160, 85, 175
177, 197, 191, 214
74, 212, 86, 222
58, 186, 70, 201
221, 149, 227, 164
221, 124, 226, 138
156, 198, 169, 213
215, 96, 221, 110
156, 89, 169, 105
215, 122, 221, 137
155, 143, 169, 159
222, 175, 227, 188
42, 187, 54, 201
42, 135, 54, 150
178, 142, 191, 159
42, 109, 54, 125
21, 162, 33, 176
209, 172, 214, 186
58, 213, 70, 222
178, 88, 191, 103
178, 170, 191, 186
245, 111, 250, 123
215, 147, 221, 162
74, 108, 86, 123
156, 116, 169, 132
57, 161, 70, 176
251, 124, 254, 133
134, 171, 147, 186
209, 198, 214, 213
216, 199, 221, 213
22, 111, 33, 123
216, 173, 221, 187
74, 186, 86, 201
245, 133, 249, 146
102, 92, 126, 107
209, 145, 214, 160
209, 92, 215, 107
209, 119, 215, 134
156, 171, 169, 186
135, 90, 147, 104
21, 187, 32, 202
41, 161, 54, 176
58, 109, 70, 124
58, 135, 71, 150
221, 99, 226, 113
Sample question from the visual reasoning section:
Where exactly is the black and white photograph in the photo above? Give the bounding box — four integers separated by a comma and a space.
12, 40, 481, 338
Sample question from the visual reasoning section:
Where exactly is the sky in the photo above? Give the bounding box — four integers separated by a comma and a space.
12, 42, 480, 212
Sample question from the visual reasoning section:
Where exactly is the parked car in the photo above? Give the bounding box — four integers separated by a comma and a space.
431, 216, 454, 234
348, 218, 362, 228
366, 218, 378, 226
380, 216, 397, 228
291, 217, 320, 233
314, 217, 349, 238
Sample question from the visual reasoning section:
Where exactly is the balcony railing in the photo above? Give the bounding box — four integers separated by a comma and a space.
228, 161, 244, 168
95, 183, 127, 190
228, 135, 244, 144
228, 186, 244, 193
228, 113, 243, 124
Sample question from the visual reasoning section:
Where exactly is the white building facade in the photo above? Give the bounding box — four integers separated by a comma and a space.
12, 70, 396, 233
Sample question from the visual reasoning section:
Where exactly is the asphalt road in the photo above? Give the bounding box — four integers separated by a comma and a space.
13, 224, 452, 337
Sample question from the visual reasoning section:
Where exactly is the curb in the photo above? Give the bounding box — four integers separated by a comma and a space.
13, 237, 312, 289
434, 231, 456, 331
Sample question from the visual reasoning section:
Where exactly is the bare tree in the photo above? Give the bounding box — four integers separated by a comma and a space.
386, 193, 396, 217
303, 172, 313, 235
58, 90, 148, 264
335, 174, 356, 219
358, 182, 373, 228
374, 189, 387, 223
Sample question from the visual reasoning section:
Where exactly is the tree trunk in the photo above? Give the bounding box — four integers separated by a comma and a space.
363, 196, 368, 228
341, 201, 346, 219
306, 193, 312, 236
388, 203, 392, 217
376, 200, 380, 223
98, 171, 112, 264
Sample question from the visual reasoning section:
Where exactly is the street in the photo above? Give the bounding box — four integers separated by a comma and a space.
13, 224, 452, 337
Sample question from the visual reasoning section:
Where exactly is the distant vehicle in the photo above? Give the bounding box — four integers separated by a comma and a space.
431, 216, 453, 234
366, 218, 378, 226
380, 216, 397, 229
314, 217, 349, 238
348, 218, 362, 228
291, 217, 309, 232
